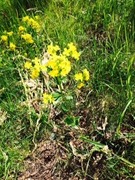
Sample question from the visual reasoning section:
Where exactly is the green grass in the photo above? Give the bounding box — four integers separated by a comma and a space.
0, 0, 135, 179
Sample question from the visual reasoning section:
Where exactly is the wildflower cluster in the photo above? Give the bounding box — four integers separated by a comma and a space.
18, 26, 26, 33
0, 15, 41, 52
24, 43, 90, 105
46, 43, 82, 77
24, 57, 44, 79
22, 15, 41, 32
21, 33, 34, 44
74, 68, 90, 88
43, 93, 54, 105
24, 43, 81, 79
1, 31, 16, 51
1, 35, 8, 42
19, 16, 41, 44
46, 50, 71, 78
9, 42, 16, 51
63, 42, 80, 60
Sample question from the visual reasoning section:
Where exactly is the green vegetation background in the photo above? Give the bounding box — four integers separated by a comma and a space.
0, 0, 135, 179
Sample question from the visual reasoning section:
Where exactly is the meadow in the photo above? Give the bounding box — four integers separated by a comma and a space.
0, 0, 135, 179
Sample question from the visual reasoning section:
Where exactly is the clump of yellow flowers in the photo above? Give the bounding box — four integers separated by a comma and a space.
24, 43, 90, 105
24, 43, 82, 80
43, 93, 54, 105
62, 42, 80, 60
0, 15, 42, 53
18, 26, 26, 33
22, 15, 41, 32
74, 68, 90, 88
24, 57, 41, 79
21, 33, 34, 44
47, 54, 71, 77
9, 42, 16, 51
1, 35, 8, 42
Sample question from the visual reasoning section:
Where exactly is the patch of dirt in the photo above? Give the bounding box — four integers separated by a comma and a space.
18, 140, 82, 180
18, 92, 135, 180
18, 140, 57, 180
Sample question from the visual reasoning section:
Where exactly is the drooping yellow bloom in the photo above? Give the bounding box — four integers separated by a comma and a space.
60, 68, 70, 76
21, 33, 34, 44
74, 73, 83, 81
82, 68, 90, 81
43, 93, 54, 104
24, 61, 32, 69
7, 31, 13, 36
75, 69, 90, 88
24, 57, 41, 79
9, 42, 16, 51
1, 35, 8, 42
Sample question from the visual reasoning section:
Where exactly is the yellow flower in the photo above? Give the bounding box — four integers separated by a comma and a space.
32, 21, 40, 32
30, 67, 40, 79
68, 42, 77, 52
66, 42, 80, 60
33, 57, 40, 64
22, 16, 29, 22
48, 69, 59, 77
60, 67, 70, 76
60, 60, 71, 76
9, 42, 16, 51
77, 83, 85, 89
47, 44, 60, 55
47, 54, 71, 77
40, 65, 47, 72
74, 73, 83, 81
32, 58, 41, 72
21, 33, 34, 44
43, 93, 54, 104
82, 68, 90, 81
71, 51, 80, 60
18, 26, 26, 33
7, 31, 13, 36
27, 18, 41, 32
24, 61, 32, 69
62, 48, 70, 57
47, 59, 57, 69
1, 35, 8, 42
